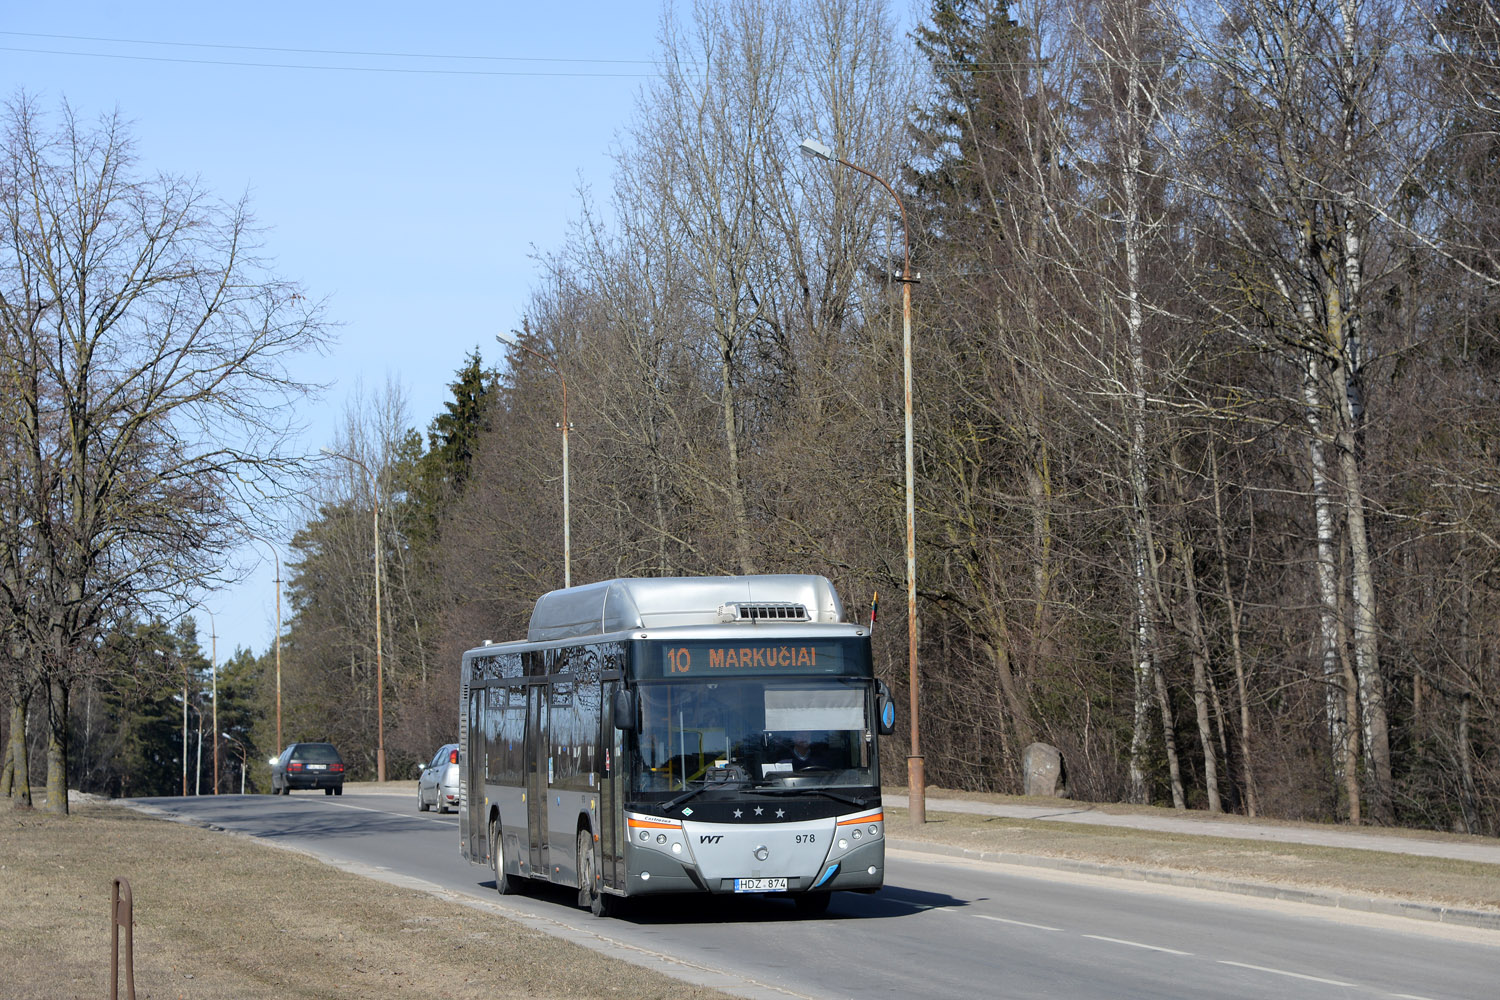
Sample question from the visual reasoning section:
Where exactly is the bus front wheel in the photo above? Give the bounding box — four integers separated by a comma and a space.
577, 829, 615, 917
492, 821, 517, 895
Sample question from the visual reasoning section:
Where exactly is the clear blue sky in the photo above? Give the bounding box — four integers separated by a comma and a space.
2, 3, 662, 663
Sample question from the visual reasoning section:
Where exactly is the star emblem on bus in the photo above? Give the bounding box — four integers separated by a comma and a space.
776, 809, 785, 818
733, 809, 743, 818
754, 806, 763, 815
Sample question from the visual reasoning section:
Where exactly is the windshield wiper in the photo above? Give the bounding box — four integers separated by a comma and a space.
749, 786, 868, 809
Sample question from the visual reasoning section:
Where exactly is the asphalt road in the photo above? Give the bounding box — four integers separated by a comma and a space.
131, 791, 1500, 1000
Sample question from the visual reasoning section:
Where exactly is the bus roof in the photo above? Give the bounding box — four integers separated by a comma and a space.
525, 575, 846, 642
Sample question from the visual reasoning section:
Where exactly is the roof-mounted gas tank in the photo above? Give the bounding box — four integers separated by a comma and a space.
526, 574, 846, 642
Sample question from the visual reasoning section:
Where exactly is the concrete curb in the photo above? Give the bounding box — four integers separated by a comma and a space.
888, 837, 1500, 931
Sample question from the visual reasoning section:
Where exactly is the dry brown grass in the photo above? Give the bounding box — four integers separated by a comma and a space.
0, 806, 735, 1000
884, 806, 1500, 913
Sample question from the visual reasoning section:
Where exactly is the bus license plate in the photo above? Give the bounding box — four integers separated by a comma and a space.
734, 877, 787, 893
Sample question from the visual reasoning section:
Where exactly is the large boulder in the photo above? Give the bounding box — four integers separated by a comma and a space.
1022, 742, 1065, 797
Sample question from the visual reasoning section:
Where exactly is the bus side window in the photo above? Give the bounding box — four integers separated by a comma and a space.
501, 684, 526, 783
576, 670, 602, 778
551, 680, 579, 787
485, 687, 505, 782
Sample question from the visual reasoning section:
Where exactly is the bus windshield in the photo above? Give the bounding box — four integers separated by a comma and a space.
632, 676, 877, 794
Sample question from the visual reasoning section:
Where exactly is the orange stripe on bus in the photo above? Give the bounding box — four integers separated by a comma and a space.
626, 818, 682, 830
837, 812, 883, 825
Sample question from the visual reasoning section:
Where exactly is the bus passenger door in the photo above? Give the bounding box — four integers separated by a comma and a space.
599, 678, 621, 890
526, 683, 548, 877
461, 684, 483, 859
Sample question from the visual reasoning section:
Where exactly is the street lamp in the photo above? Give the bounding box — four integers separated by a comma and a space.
503, 338, 572, 589
176, 646, 206, 796
320, 447, 387, 782
800, 136, 926, 823
244, 533, 284, 751
207, 609, 219, 795
180, 659, 191, 797
222, 732, 248, 795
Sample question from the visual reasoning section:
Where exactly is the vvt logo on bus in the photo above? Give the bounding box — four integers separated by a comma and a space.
700, 834, 724, 844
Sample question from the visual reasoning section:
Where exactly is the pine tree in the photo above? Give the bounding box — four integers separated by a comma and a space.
420, 350, 496, 510
907, 0, 1031, 255
84, 621, 195, 797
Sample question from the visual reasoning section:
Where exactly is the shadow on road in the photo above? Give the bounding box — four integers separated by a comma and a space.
479, 876, 968, 925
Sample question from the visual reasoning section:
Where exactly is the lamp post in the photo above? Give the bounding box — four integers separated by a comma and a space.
222, 732, 248, 794
181, 662, 190, 797
321, 448, 387, 782
245, 534, 284, 751
507, 339, 572, 589
194, 701, 204, 795
799, 136, 925, 823
207, 609, 218, 795
178, 646, 203, 795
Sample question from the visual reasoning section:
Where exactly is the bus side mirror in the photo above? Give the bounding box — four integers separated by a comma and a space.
877, 681, 896, 736
613, 689, 638, 732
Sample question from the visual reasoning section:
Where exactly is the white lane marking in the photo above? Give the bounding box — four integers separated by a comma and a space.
976, 914, 1063, 931
1083, 934, 1192, 956
1389, 994, 1441, 1000
316, 798, 454, 824
1218, 961, 1358, 987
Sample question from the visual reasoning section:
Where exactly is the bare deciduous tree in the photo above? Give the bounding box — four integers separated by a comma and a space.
0, 94, 327, 812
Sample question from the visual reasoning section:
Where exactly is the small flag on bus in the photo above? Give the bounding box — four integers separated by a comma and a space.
869, 590, 878, 630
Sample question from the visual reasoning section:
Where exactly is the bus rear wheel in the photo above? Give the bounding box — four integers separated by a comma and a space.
492, 821, 517, 895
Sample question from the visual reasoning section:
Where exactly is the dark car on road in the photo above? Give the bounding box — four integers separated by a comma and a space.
270, 742, 345, 795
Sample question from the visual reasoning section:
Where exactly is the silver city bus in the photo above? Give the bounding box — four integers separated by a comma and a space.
458, 575, 896, 916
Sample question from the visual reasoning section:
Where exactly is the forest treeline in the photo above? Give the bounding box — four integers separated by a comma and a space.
7, 0, 1500, 833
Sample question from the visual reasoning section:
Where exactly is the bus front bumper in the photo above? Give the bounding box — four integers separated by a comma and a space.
625, 835, 884, 896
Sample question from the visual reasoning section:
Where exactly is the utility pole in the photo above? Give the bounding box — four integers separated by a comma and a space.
209, 610, 219, 794
506, 339, 573, 588
800, 136, 926, 822
320, 448, 387, 781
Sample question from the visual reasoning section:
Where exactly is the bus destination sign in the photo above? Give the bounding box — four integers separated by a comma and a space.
648, 640, 850, 677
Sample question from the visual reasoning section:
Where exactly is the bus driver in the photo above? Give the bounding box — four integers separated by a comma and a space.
784, 731, 833, 771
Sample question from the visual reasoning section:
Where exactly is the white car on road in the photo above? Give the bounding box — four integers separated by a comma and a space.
417, 743, 460, 813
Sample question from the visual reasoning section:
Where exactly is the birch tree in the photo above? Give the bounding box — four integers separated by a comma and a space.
1061, 0, 1192, 806
1159, 0, 1421, 821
